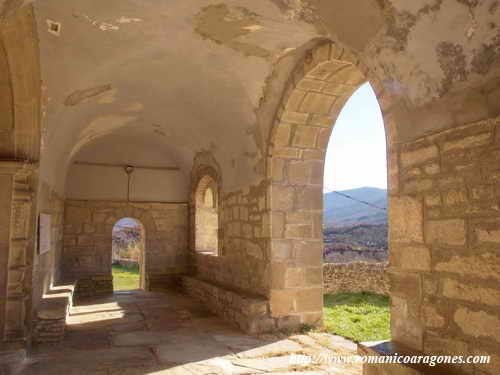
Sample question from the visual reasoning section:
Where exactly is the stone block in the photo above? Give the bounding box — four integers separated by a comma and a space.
425, 219, 466, 246
316, 127, 331, 150
299, 92, 336, 115
403, 178, 433, 194
454, 307, 500, 341
423, 306, 446, 328
389, 196, 423, 243
270, 185, 294, 211
65, 206, 91, 224
270, 240, 292, 261
285, 89, 307, 111
389, 272, 421, 302
292, 126, 320, 148
294, 240, 323, 267
272, 158, 285, 182
392, 245, 431, 271
284, 268, 305, 288
295, 186, 322, 210
443, 132, 491, 152
287, 161, 310, 185
77, 235, 92, 246
401, 145, 438, 168
423, 163, 440, 175
296, 288, 323, 312
286, 211, 312, 224
284, 224, 312, 239
297, 78, 326, 92
442, 189, 467, 206
442, 278, 500, 306
305, 267, 323, 286
83, 224, 95, 233
281, 111, 309, 125
274, 123, 292, 146
270, 289, 296, 316
424, 193, 441, 207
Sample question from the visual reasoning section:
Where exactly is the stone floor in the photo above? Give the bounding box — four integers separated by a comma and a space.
14, 290, 362, 375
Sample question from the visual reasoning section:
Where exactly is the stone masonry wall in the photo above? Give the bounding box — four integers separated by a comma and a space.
193, 185, 269, 298
33, 184, 65, 311
388, 115, 500, 375
62, 200, 188, 290
323, 262, 389, 296
190, 152, 270, 298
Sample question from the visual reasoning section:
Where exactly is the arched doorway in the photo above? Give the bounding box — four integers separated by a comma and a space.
112, 218, 145, 291
322, 82, 390, 342
267, 41, 396, 332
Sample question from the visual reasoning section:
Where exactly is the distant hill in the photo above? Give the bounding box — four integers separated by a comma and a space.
323, 187, 387, 226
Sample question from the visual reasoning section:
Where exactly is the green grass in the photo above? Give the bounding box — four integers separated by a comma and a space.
112, 264, 140, 291
323, 292, 390, 342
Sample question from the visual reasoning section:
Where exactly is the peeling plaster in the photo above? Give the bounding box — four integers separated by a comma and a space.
116, 16, 142, 24
64, 84, 113, 106
126, 102, 144, 112
436, 42, 467, 93
269, 0, 320, 24
194, 4, 270, 59
365, 0, 500, 105
73, 14, 142, 31
97, 88, 118, 104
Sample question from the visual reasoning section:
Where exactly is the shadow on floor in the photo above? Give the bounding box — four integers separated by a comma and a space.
12, 290, 361, 375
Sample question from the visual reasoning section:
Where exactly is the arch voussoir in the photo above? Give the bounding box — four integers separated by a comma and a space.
266, 41, 394, 328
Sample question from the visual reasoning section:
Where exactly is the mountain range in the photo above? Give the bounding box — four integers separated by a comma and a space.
323, 187, 387, 226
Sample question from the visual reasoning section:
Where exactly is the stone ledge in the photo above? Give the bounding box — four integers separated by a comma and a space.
33, 283, 75, 343
74, 276, 113, 300
358, 341, 465, 375
182, 276, 273, 334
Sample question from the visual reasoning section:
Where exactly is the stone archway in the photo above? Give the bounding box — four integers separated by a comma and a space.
189, 152, 223, 256
63, 201, 189, 294
0, 5, 42, 346
266, 41, 397, 328
112, 217, 146, 290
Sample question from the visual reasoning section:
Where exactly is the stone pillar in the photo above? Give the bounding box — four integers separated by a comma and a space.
0, 162, 37, 356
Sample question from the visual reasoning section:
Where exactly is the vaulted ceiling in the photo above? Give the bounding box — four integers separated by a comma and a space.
1, 0, 495, 195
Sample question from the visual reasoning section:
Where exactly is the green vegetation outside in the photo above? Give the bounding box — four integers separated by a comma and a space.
112, 264, 140, 291
323, 292, 391, 342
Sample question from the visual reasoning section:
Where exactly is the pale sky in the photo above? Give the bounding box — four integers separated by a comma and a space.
323, 82, 387, 192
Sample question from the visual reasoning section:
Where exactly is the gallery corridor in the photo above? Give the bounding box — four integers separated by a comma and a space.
16, 291, 360, 375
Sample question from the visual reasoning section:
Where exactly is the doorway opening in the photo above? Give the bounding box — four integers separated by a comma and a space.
322, 82, 390, 342
112, 218, 145, 291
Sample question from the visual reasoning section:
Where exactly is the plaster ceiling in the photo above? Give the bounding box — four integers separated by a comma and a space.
31, 0, 500, 195
35, 0, 320, 194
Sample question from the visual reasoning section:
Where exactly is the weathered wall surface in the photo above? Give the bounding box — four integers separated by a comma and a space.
323, 262, 389, 296
32, 183, 65, 308
388, 115, 500, 374
195, 205, 218, 253
190, 153, 269, 297
62, 200, 189, 290
0, 171, 13, 344
66, 164, 188, 202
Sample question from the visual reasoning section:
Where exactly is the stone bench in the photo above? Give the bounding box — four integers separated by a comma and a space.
182, 276, 273, 334
33, 283, 75, 343
74, 275, 113, 300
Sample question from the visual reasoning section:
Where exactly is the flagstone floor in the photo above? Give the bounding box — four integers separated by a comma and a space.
14, 290, 362, 375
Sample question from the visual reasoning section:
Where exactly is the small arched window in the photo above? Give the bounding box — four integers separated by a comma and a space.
195, 176, 219, 255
